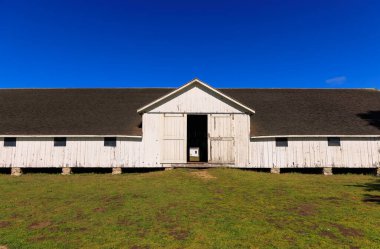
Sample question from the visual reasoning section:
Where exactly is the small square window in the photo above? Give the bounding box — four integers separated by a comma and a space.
104, 137, 117, 147
275, 137, 288, 147
54, 137, 66, 147
4, 137, 16, 147
328, 137, 340, 146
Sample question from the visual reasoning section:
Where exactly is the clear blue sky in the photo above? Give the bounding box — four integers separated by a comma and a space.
1, 0, 379, 88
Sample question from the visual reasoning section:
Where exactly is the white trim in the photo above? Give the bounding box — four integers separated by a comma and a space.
251, 135, 380, 139
137, 78, 255, 114
0, 135, 142, 138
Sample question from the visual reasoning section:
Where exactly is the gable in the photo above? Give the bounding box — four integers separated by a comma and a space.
148, 84, 243, 113
137, 79, 255, 114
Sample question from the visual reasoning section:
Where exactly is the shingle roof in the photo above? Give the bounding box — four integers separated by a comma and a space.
0, 88, 379, 136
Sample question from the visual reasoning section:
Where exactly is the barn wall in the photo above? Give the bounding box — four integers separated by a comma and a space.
0, 137, 145, 168
249, 137, 380, 168
0, 136, 379, 168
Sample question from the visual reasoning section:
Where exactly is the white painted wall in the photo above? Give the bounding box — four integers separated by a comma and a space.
0, 137, 143, 168
249, 137, 380, 168
0, 135, 379, 168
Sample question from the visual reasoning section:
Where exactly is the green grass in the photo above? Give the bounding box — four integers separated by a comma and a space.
0, 169, 379, 249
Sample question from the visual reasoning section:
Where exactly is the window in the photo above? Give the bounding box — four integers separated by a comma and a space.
54, 137, 66, 147
104, 137, 117, 147
275, 137, 288, 147
328, 137, 340, 146
4, 137, 16, 147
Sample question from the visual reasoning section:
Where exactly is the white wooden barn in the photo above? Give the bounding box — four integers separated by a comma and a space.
0, 79, 379, 175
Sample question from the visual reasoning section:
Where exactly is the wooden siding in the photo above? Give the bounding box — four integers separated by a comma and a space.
0, 137, 143, 168
160, 114, 187, 163
249, 137, 380, 168
208, 114, 235, 163
0, 135, 379, 168
149, 85, 243, 113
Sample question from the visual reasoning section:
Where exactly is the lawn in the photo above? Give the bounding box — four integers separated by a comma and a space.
0, 169, 379, 249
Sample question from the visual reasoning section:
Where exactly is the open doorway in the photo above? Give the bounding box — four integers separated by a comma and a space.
187, 115, 208, 162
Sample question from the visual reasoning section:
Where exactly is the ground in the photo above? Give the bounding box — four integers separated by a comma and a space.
0, 169, 379, 249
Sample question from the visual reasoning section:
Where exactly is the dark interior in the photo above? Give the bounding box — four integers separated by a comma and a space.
187, 115, 208, 162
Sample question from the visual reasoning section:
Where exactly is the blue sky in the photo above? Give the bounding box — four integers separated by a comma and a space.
0, 0, 379, 88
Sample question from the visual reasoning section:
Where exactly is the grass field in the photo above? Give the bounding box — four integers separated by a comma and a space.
0, 169, 379, 249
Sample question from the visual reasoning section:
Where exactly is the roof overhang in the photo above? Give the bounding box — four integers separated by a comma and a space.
137, 78, 255, 114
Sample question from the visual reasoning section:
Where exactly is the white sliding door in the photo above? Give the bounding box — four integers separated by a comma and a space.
161, 114, 187, 163
208, 114, 235, 163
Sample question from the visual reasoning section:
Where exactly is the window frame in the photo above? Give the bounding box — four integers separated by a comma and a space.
54, 137, 67, 147
275, 137, 288, 147
4, 137, 16, 147
104, 137, 117, 147
327, 137, 341, 147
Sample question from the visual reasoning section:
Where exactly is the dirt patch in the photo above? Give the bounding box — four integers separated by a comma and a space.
331, 223, 363, 238
117, 217, 134, 226
169, 228, 190, 240
93, 207, 106, 213
29, 221, 51, 230
156, 212, 173, 224
0, 246, 9, 249
0, 221, 10, 228
137, 228, 148, 238
319, 230, 338, 240
291, 204, 317, 216
266, 217, 291, 229
190, 170, 216, 180
130, 246, 150, 249
27, 235, 47, 242
75, 211, 87, 219
131, 193, 148, 199
10, 213, 20, 219
322, 197, 341, 201
102, 194, 124, 204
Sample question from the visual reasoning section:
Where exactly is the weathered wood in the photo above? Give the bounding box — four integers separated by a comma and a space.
208, 114, 235, 164
150, 85, 243, 114
160, 114, 187, 163
249, 137, 380, 168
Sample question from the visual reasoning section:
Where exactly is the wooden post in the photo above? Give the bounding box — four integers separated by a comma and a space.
323, 167, 333, 176
112, 167, 122, 175
270, 168, 280, 174
11, 167, 22, 176
376, 167, 380, 177
62, 167, 72, 175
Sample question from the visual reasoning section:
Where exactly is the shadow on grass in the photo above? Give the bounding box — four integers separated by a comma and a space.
348, 179, 380, 204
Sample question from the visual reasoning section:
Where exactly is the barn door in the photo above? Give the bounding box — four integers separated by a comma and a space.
161, 114, 187, 163
208, 114, 235, 163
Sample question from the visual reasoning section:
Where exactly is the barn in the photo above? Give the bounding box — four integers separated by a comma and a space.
0, 79, 379, 176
